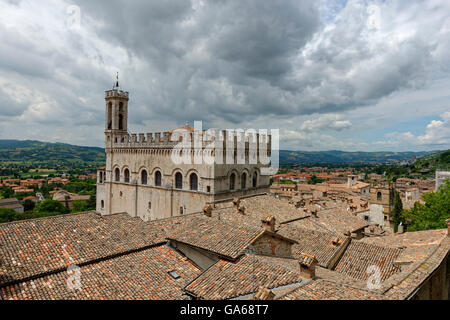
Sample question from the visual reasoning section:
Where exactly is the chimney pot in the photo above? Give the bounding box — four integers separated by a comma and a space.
202, 204, 213, 217
298, 253, 318, 280
254, 287, 275, 300
262, 215, 276, 233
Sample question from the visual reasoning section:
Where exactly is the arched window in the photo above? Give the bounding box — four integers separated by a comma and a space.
107, 102, 112, 130
252, 171, 258, 188
230, 173, 236, 191
155, 171, 162, 187
190, 173, 198, 191
141, 170, 148, 185
119, 114, 123, 130
101, 200, 104, 209
124, 169, 130, 183
175, 172, 183, 189
241, 172, 247, 189
115, 168, 120, 182
377, 192, 382, 201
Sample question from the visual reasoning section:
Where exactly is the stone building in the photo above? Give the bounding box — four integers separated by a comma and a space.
436, 170, 450, 191
368, 182, 395, 229
96, 81, 271, 221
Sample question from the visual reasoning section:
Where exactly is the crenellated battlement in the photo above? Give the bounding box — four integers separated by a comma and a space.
105, 89, 129, 100
108, 129, 272, 152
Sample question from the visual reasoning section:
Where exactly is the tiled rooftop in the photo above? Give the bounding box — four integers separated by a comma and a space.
277, 224, 348, 268
184, 254, 305, 300
279, 279, 382, 300
1, 245, 201, 300
167, 215, 262, 260
333, 241, 402, 282
0, 211, 199, 286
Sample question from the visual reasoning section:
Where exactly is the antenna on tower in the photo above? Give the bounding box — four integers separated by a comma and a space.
113, 72, 120, 89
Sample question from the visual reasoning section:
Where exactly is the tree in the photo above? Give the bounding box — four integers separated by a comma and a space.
34, 199, 70, 214
23, 199, 36, 211
392, 191, 403, 233
0, 187, 14, 199
0, 208, 16, 223
72, 200, 88, 213
403, 179, 450, 231
307, 175, 324, 185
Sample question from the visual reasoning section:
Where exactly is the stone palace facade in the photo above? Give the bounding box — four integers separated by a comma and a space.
96, 82, 272, 221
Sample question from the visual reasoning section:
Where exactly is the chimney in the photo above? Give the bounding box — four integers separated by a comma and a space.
261, 215, 276, 233
202, 204, 213, 217
253, 287, 275, 300
446, 219, 450, 237
298, 253, 318, 280
232, 197, 240, 209
397, 224, 404, 234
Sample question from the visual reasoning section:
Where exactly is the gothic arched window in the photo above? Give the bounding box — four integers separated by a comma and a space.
377, 192, 382, 201
155, 171, 162, 187
241, 172, 247, 189
230, 173, 236, 191
107, 102, 112, 130
124, 169, 130, 183
141, 170, 148, 185
190, 173, 198, 191
115, 168, 120, 182
175, 172, 183, 189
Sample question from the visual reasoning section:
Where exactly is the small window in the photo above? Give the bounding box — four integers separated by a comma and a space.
230, 173, 236, 191
101, 200, 104, 209
124, 169, 130, 183
241, 172, 247, 189
115, 168, 120, 182
190, 173, 198, 191
207, 186, 211, 193
168, 270, 180, 280
180, 206, 184, 215
148, 202, 151, 210
120, 191, 123, 197
377, 192, 382, 201
175, 172, 183, 189
253, 172, 258, 188
155, 171, 162, 187
141, 170, 148, 185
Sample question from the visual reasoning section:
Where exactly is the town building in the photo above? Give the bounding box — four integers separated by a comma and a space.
96, 82, 271, 221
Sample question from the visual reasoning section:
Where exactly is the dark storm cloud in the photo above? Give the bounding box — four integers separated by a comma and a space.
0, 0, 449, 150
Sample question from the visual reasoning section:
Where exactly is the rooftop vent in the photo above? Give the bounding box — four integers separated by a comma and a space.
168, 270, 181, 280
254, 287, 275, 300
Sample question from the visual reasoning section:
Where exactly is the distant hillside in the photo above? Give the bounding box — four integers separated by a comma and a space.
0, 140, 105, 165
0, 139, 444, 167
279, 150, 438, 165
411, 149, 450, 170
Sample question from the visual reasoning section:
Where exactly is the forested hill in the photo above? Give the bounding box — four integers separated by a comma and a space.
0, 140, 105, 165
0, 139, 444, 166
279, 150, 439, 165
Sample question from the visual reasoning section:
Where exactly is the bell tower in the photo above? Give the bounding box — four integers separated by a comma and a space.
105, 73, 129, 136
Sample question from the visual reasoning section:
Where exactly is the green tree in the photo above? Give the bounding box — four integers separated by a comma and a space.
72, 200, 88, 213
0, 187, 14, 199
0, 208, 16, 223
307, 175, 324, 185
403, 179, 450, 231
23, 199, 36, 211
392, 191, 403, 233
34, 199, 70, 214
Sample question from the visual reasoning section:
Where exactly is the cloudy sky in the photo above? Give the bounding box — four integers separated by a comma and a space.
0, 0, 449, 151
